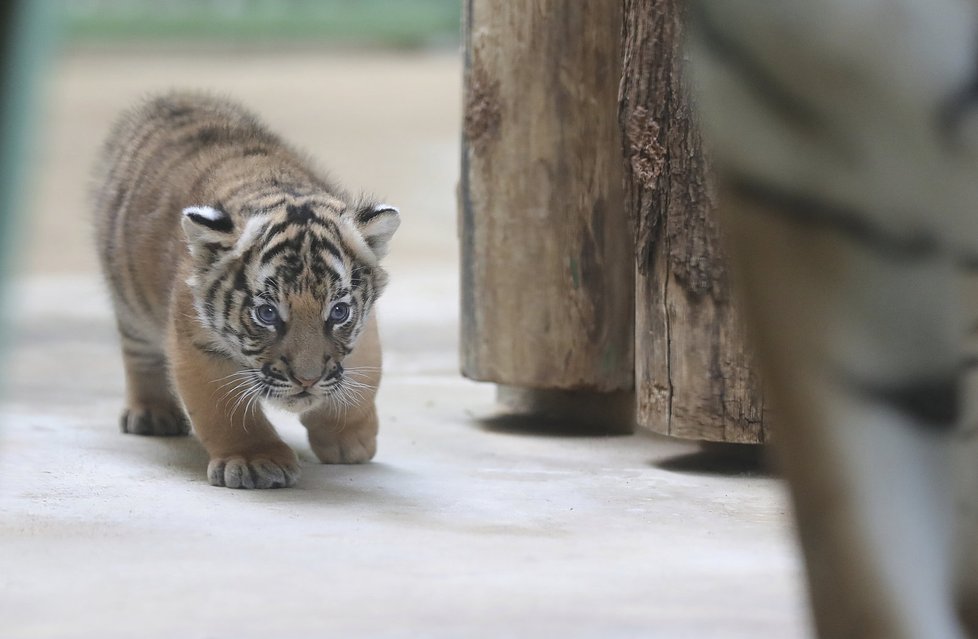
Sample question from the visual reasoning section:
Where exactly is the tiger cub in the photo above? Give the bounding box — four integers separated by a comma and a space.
93, 92, 399, 489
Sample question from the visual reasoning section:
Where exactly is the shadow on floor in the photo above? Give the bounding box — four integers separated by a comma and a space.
475, 413, 632, 438
119, 434, 430, 508
654, 442, 777, 478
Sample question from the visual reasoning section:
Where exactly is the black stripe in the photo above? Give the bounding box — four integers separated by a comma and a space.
192, 125, 223, 146
263, 220, 298, 240
252, 197, 288, 214
233, 263, 248, 292
263, 362, 289, 382
123, 247, 157, 320
221, 266, 248, 322
238, 293, 261, 340
122, 347, 165, 363
204, 275, 225, 314
115, 123, 232, 318
309, 234, 344, 262
730, 175, 942, 261
938, 48, 978, 149
185, 209, 233, 234
688, 1, 831, 139
315, 216, 358, 258
307, 256, 342, 283
260, 236, 304, 266
124, 120, 225, 203
262, 214, 340, 241
187, 151, 251, 197
300, 198, 345, 212
223, 287, 237, 327
100, 189, 130, 301
160, 105, 192, 119
287, 203, 316, 224
220, 177, 286, 204
266, 178, 312, 198
847, 373, 959, 433
116, 322, 154, 345
357, 205, 395, 225
193, 341, 230, 358
240, 323, 261, 342
955, 252, 978, 272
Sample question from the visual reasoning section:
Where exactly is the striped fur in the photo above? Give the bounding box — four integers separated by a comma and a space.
689, 1, 978, 637
93, 92, 399, 488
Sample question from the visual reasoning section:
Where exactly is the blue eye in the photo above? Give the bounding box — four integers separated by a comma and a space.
255, 303, 280, 325
329, 302, 351, 324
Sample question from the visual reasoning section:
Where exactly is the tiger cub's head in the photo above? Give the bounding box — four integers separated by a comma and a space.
181, 198, 399, 412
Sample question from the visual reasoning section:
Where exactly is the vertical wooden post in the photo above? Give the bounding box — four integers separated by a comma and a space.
619, 0, 768, 443
459, 0, 634, 428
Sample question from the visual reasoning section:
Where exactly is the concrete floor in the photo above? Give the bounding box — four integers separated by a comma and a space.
0, 49, 809, 638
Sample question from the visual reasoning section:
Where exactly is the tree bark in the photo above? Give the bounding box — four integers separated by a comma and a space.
620, 0, 768, 443
459, 1, 634, 399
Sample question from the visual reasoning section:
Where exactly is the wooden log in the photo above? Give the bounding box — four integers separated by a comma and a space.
459, 1, 634, 399
619, 0, 768, 443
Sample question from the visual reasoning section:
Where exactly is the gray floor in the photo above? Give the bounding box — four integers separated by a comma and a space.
0, 49, 809, 638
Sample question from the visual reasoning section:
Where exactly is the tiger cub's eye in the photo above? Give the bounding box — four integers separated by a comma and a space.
329, 302, 351, 324
255, 303, 280, 325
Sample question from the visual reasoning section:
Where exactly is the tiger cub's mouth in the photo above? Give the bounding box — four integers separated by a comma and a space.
226, 365, 361, 414
260, 376, 347, 412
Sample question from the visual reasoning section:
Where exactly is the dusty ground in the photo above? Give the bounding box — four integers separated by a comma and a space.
0, 49, 808, 638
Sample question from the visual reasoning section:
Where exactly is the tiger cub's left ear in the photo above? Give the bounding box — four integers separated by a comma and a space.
181, 205, 235, 262
354, 203, 400, 259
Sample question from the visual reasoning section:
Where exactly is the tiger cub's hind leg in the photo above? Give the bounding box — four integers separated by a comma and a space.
117, 323, 189, 437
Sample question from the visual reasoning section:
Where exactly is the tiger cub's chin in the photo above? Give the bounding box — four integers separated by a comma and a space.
273, 393, 322, 413
94, 91, 398, 489
268, 385, 348, 413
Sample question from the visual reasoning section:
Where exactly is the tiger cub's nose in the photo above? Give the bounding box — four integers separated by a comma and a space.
294, 375, 321, 389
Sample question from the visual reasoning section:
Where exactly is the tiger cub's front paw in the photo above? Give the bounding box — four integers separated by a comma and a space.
207, 448, 300, 489
310, 430, 377, 464
120, 406, 190, 436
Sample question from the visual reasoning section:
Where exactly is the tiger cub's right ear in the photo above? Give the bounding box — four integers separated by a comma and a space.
181, 205, 235, 260
354, 203, 400, 260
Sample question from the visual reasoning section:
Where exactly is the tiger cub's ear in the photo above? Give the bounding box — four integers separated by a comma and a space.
354, 203, 400, 260
181, 205, 235, 262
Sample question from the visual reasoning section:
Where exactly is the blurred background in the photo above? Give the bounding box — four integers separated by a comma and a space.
62, 0, 460, 48
26, 0, 461, 266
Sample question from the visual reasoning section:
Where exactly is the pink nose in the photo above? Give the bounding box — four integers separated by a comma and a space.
295, 376, 320, 388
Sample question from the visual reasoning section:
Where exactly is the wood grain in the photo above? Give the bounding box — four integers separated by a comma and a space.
620, 0, 768, 442
460, 0, 633, 393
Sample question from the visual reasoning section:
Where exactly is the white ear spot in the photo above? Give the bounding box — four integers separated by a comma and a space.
183, 205, 224, 221
355, 203, 400, 259
182, 205, 233, 234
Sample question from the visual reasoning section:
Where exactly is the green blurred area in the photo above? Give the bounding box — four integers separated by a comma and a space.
60, 0, 461, 48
